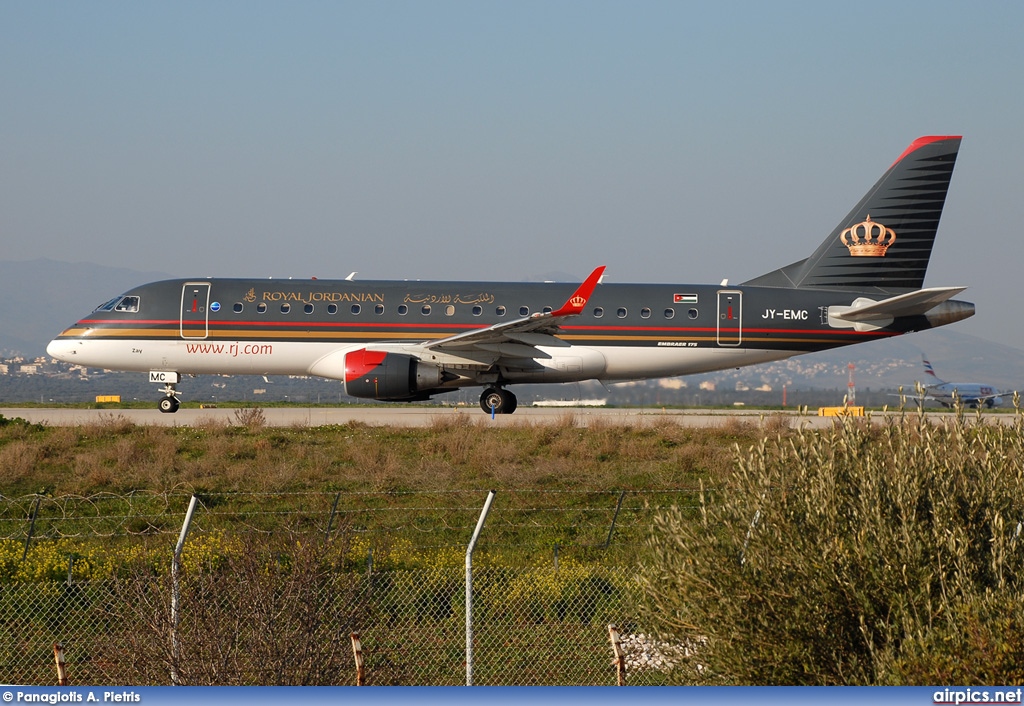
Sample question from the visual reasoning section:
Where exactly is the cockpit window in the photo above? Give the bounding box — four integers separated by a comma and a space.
114, 296, 140, 312
94, 297, 121, 312
95, 295, 139, 313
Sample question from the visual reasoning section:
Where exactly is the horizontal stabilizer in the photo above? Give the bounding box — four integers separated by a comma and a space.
829, 286, 967, 323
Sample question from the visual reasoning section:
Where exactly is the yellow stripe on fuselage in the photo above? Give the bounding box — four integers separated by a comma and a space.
56, 327, 859, 347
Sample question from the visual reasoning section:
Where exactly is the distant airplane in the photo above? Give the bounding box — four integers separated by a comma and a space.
910, 355, 1008, 408
47, 136, 974, 414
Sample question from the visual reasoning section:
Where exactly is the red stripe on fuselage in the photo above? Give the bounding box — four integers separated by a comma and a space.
68, 319, 893, 340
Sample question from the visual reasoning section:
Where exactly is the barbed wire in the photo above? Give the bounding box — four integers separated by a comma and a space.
0, 488, 709, 543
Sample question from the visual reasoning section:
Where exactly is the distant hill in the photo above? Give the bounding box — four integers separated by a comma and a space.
0, 259, 172, 357
712, 328, 1024, 393
4, 259, 1022, 392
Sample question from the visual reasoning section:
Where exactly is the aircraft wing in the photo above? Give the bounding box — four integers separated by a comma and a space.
891, 387, 1011, 405
889, 391, 943, 402
424, 266, 605, 355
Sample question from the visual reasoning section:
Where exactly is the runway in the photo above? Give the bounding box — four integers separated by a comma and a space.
0, 405, 1003, 428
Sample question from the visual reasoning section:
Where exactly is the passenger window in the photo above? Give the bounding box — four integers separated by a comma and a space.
663, 308, 675, 319
641, 308, 651, 319
233, 303, 243, 314
327, 303, 338, 315
543, 306, 552, 314
593, 307, 604, 318
351, 304, 361, 315
257, 303, 267, 314
472, 306, 482, 316
281, 303, 291, 314
496, 306, 506, 316
304, 304, 314, 314
398, 305, 408, 316
445, 305, 455, 316
688, 308, 699, 319
617, 308, 627, 318
519, 306, 530, 316
422, 305, 431, 315
375, 304, 384, 315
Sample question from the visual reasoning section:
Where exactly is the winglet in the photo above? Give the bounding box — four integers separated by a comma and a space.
550, 266, 606, 317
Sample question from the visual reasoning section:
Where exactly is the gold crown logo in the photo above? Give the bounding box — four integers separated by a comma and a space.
840, 215, 896, 257
568, 295, 586, 308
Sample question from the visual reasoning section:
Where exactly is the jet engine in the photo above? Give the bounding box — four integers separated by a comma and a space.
343, 349, 448, 400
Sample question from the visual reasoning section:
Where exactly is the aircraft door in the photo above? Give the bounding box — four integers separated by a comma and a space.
717, 290, 742, 346
180, 282, 211, 339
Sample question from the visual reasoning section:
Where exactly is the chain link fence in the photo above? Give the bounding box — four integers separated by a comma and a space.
0, 490, 701, 685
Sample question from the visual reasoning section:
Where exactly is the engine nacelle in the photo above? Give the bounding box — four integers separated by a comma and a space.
343, 349, 445, 400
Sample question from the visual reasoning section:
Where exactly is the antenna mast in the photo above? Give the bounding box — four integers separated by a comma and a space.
847, 363, 856, 407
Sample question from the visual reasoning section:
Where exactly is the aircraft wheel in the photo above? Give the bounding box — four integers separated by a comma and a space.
480, 388, 503, 414
480, 388, 516, 415
158, 396, 180, 414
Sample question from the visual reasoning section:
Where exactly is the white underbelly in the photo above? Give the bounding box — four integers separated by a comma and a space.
49, 337, 800, 385
47, 338, 344, 377
595, 345, 797, 380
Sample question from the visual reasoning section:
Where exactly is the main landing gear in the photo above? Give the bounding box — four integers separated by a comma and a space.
480, 387, 518, 415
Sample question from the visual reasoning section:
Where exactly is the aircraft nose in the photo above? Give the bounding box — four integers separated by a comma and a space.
46, 338, 77, 362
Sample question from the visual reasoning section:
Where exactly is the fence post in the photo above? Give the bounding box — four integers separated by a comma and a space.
604, 491, 627, 548
466, 489, 496, 686
53, 642, 68, 686
351, 632, 365, 686
608, 624, 626, 685
171, 495, 199, 686
22, 496, 41, 561
323, 492, 341, 548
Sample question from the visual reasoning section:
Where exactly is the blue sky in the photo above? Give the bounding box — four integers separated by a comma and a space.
3, 1, 1024, 347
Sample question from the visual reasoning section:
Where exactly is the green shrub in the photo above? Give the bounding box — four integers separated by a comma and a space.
640, 413, 1024, 684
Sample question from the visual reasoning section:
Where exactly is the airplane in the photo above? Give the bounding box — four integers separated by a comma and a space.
908, 355, 1008, 408
47, 135, 974, 415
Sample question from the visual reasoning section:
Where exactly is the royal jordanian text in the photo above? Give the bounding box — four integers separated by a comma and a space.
261, 291, 384, 303
11, 692, 140, 703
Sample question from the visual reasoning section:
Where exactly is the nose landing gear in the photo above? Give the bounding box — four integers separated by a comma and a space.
158, 395, 180, 414
480, 387, 518, 415
151, 371, 182, 413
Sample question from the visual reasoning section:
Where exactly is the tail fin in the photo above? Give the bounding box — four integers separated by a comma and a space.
744, 136, 962, 293
922, 356, 946, 384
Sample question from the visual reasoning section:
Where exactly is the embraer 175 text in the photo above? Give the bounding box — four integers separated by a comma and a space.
48, 136, 974, 414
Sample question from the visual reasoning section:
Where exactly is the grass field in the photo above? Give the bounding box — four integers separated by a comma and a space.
6, 408, 1024, 684
0, 410, 773, 570
0, 410, 767, 684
